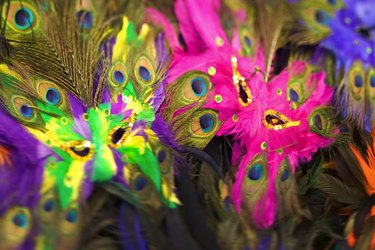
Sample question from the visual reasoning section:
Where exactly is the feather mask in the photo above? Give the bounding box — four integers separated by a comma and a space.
0, 1, 181, 248
151, 0, 341, 228
289, 0, 375, 130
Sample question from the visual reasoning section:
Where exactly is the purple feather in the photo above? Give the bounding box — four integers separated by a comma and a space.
0, 109, 47, 215
151, 115, 180, 150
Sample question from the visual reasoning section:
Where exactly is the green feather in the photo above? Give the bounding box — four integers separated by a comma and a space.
122, 145, 161, 193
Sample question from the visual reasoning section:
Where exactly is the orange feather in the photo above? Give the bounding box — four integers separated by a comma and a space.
0, 145, 11, 166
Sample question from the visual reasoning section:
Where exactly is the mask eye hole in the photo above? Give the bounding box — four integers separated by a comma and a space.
70, 145, 90, 157
265, 113, 286, 126
263, 109, 301, 130
64, 141, 93, 160
238, 79, 252, 106
111, 127, 126, 144
108, 126, 128, 148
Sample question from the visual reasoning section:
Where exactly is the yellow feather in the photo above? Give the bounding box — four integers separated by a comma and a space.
162, 179, 181, 205
124, 131, 146, 154
0, 64, 20, 79
139, 24, 150, 41
124, 166, 131, 183
35, 236, 46, 250
41, 168, 56, 195
64, 161, 85, 202
103, 145, 117, 173
112, 16, 130, 63
124, 96, 144, 114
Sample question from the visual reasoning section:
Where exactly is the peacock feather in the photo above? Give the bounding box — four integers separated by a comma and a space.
289, 0, 375, 130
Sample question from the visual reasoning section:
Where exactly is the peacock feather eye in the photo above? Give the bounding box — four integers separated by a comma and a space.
20, 104, 33, 118
157, 150, 166, 164
287, 76, 310, 107
1, 207, 32, 246
12, 212, 28, 228
76, 10, 93, 30
109, 62, 127, 88
38, 192, 58, 223
152, 144, 172, 174
45, 88, 61, 105
355, 74, 363, 87
190, 110, 218, 138
65, 209, 78, 223
134, 175, 148, 191
182, 73, 211, 102
199, 113, 214, 132
190, 77, 207, 97
315, 10, 330, 26
239, 28, 255, 56
313, 114, 323, 130
14, 7, 34, 30
244, 36, 252, 47
289, 88, 299, 102
370, 75, 375, 88
12, 96, 36, 121
277, 160, 293, 192
308, 106, 337, 137
60, 205, 80, 234
281, 169, 290, 182
348, 61, 365, 100
134, 56, 155, 84
5, 2, 38, 32
114, 70, 125, 84
247, 164, 263, 181
43, 199, 55, 212
37, 82, 64, 107
328, 0, 337, 5
366, 68, 375, 101
138, 66, 151, 82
